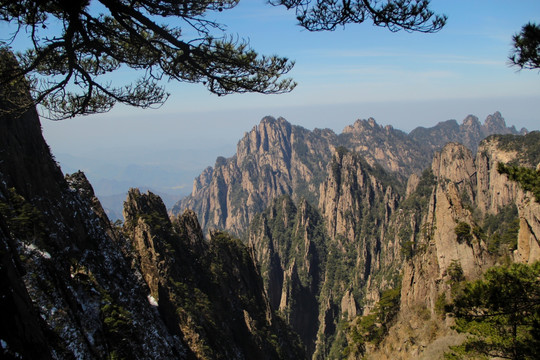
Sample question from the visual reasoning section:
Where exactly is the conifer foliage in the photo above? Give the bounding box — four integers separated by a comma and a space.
0, 0, 296, 119
0, 0, 445, 120
446, 262, 540, 360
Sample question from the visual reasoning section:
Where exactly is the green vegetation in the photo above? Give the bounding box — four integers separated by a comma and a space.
100, 293, 136, 360
510, 23, 540, 71
454, 222, 473, 245
0, 187, 47, 242
445, 262, 540, 360
401, 168, 437, 212
1, 0, 445, 119
139, 210, 171, 232
435, 292, 448, 317
445, 260, 465, 283
343, 286, 402, 358
498, 162, 540, 203
493, 131, 540, 166
256, 196, 327, 291
400, 239, 415, 260
482, 204, 520, 254
397, 168, 437, 259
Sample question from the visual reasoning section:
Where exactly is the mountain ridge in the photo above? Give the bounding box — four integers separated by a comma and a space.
174, 112, 524, 237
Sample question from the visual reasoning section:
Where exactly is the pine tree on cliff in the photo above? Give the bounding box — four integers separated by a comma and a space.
446, 262, 540, 360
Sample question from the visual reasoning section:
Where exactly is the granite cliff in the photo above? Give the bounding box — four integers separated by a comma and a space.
171, 111, 532, 359
175, 113, 523, 237
174, 116, 336, 236
247, 147, 404, 358
370, 133, 540, 359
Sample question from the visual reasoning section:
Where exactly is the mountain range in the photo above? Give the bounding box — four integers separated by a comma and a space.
1, 67, 538, 360
173, 111, 525, 237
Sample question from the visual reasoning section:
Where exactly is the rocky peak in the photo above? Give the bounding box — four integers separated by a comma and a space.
175, 116, 336, 235
236, 115, 293, 163
431, 142, 476, 200
462, 114, 480, 128
176, 209, 205, 247
483, 111, 507, 133
340, 117, 428, 176
410, 112, 523, 155
192, 166, 213, 195
342, 117, 382, 134
124, 189, 306, 359
124, 188, 168, 218
65, 171, 110, 223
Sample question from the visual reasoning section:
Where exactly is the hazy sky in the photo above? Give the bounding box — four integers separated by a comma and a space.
36, 0, 540, 198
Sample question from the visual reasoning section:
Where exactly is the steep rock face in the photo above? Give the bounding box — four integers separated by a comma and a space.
429, 143, 482, 276
374, 134, 540, 359
0, 91, 184, 358
339, 118, 428, 177
124, 190, 306, 360
319, 147, 399, 248
175, 116, 336, 235
247, 149, 403, 359
248, 196, 325, 356
475, 133, 540, 263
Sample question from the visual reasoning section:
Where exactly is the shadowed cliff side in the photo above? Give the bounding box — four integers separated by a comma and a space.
0, 51, 185, 359
123, 189, 306, 360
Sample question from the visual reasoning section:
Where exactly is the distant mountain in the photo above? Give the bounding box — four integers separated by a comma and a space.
174, 112, 524, 236
409, 111, 526, 153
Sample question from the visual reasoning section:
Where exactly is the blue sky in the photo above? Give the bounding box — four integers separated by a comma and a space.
34, 0, 540, 200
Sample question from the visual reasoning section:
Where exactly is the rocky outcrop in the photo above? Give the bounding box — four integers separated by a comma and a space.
124, 189, 306, 360
248, 196, 324, 356
339, 118, 428, 177
175, 116, 337, 235
374, 133, 540, 359
475, 133, 540, 263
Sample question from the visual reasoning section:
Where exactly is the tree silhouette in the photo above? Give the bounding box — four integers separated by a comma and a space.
0, 0, 445, 120
272, 0, 446, 32
510, 22, 540, 71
